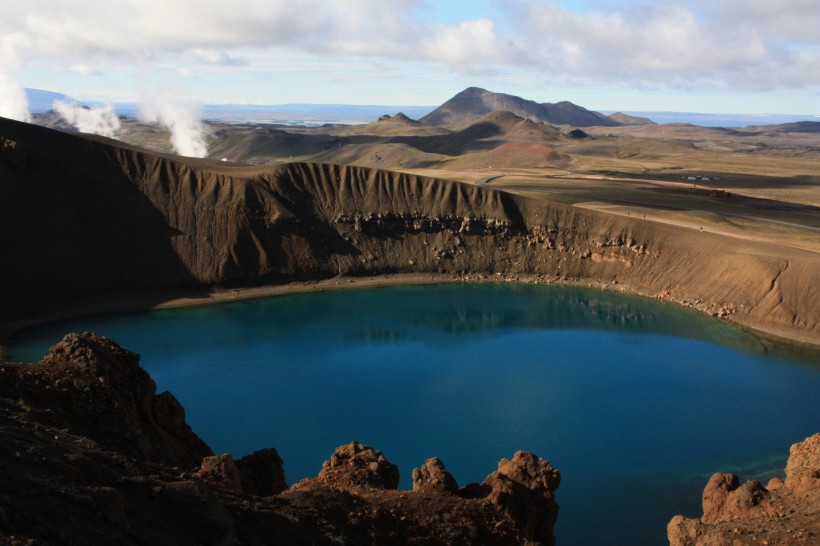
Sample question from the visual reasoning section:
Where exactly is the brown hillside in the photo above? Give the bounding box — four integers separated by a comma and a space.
206, 124, 345, 163
311, 142, 449, 169
391, 111, 564, 157
0, 116, 817, 345
326, 113, 450, 137
442, 142, 570, 170
608, 112, 656, 126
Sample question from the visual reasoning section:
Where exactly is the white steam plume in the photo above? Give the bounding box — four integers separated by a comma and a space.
139, 99, 208, 158
53, 100, 120, 138
0, 32, 31, 122
0, 71, 31, 122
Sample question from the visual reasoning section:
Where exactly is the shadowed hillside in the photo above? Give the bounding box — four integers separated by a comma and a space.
1, 116, 817, 345
391, 111, 565, 155
206, 124, 351, 163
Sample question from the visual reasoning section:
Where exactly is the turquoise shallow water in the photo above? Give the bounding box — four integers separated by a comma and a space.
7, 284, 820, 545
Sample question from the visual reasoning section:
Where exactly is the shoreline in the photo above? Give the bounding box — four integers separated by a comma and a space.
2, 273, 819, 354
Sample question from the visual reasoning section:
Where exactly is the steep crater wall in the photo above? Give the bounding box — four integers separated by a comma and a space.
1, 117, 817, 344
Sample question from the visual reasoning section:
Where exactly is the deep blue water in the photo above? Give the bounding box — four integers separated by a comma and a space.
7, 284, 820, 546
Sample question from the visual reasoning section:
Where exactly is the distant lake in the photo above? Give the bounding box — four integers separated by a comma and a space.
8, 284, 820, 545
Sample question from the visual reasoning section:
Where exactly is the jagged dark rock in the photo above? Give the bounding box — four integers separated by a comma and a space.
0, 336, 564, 545
236, 447, 288, 496
0, 332, 211, 468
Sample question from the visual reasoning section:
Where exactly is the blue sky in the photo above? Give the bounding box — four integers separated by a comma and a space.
1, 0, 819, 118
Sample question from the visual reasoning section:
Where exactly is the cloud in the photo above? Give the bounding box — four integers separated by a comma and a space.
1, 0, 818, 105
182, 48, 244, 66
3, 1, 517, 73
66, 64, 103, 77
139, 97, 208, 158
505, 0, 820, 90
422, 19, 531, 74
53, 100, 120, 138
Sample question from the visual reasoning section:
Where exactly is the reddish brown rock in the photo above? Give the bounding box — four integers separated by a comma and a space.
702, 472, 741, 523
312, 441, 400, 490
198, 454, 243, 491
494, 450, 561, 494
668, 434, 820, 546
0, 332, 212, 468
411, 457, 459, 494
786, 432, 820, 492
481, 451, 562, 546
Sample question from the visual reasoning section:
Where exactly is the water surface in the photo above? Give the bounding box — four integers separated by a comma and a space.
8, 284, 820, 545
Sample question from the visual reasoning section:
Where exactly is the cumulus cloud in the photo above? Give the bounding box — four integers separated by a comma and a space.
423, 19, 531, 74
506, 0, 820, 90
1, 0, 817, 105
139, 98, 208, 158
53, 100, 120, 138
2, 1, 517, 74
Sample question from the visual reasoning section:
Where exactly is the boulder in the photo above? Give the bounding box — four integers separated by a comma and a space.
314, 441, 399, 490
785, 432, 820, 493
198, 454, 243, 492
481, 451, 561, 546
411, 457, 458, 494
237, 448, 287, 496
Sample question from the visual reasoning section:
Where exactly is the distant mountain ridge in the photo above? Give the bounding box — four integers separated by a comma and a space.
25, 88, 80, 113
420, 87, 621, 129
607, 112, 656, 126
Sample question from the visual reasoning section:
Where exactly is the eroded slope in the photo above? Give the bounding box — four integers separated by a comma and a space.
0, 117, 817, 344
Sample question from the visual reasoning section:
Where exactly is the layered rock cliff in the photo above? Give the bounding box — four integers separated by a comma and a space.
0, 116, 817, 344
0, 333, 562, 545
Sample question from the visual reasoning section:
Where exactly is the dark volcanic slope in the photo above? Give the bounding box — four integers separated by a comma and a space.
421, 87, 620, 129
420, 87, 550, 128
0, 116, 818, 343
206, 124, 350, 163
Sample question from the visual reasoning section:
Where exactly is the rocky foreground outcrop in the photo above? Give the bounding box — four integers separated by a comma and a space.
668, 434, 819, 545
0, 333, 561, 545
0, 116, 817, 345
